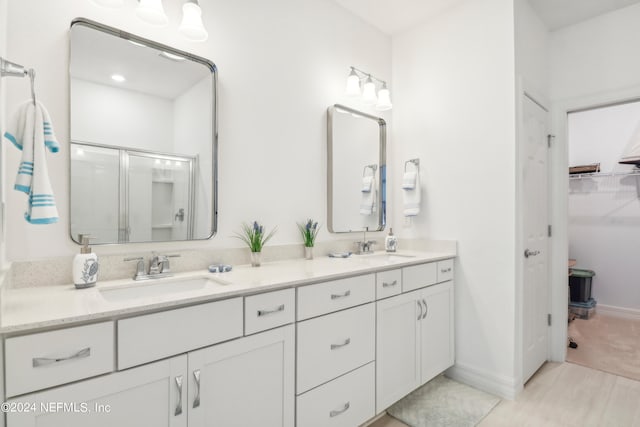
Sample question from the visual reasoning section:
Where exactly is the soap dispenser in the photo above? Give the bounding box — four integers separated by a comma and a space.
73, 234, 99, 289
385, 228, 398, 252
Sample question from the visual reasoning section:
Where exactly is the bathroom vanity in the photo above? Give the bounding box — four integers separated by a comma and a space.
0, 250, 455, 427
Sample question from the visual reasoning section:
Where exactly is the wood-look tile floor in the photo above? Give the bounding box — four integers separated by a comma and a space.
366, 362, 640, 427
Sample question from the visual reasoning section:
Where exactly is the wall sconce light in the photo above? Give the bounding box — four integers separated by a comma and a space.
91, 0, 209, 42
344, 66, 392, 111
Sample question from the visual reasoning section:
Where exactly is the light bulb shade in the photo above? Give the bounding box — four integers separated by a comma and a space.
345, 70, 361, 97
92, 0, 124, 7
179, 2, 208, 42
362, 77, 377, 105
136, 0, 169, 26
375, 87, 392, 111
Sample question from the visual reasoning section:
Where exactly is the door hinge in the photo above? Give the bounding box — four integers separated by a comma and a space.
547, 134, 555, 148
547, 313, 552, 326
548, 225, 552, 237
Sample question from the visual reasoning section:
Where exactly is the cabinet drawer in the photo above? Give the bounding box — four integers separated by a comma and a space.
297, 362, 375, 427
402, 263, 437, 292
244, 288, 295, 335
118, 298, 243, 369
376, 269, 402, 300
437, 259, 454, 283
5, 322, 114, 397
297, 274, 375, 320
297, 303, 375, 394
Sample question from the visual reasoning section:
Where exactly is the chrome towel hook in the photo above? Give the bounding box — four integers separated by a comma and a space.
363, 164, 378, 177
28, 68, 36, 105
404, 158, 420, 172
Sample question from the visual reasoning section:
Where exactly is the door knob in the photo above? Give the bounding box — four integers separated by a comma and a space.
524, 249, 540, 258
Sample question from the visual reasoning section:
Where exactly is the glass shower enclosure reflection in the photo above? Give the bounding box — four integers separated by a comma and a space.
71, 142, 196, 243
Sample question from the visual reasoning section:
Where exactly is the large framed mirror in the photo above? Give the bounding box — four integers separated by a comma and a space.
69, 18, 217, 244
327, 104, 386, 233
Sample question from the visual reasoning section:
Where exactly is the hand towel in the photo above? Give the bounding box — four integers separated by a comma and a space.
403, 171, 421, 216
402, 171, 417, 189
362, 175, 373, 193
3, 100, 59, 224
360, 177, 377, 215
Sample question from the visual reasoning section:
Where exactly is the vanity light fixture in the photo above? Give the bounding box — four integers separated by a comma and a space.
92, 0, 124, 7
136, 0, 169, 26
344, 66, 392, 111
90, 0, 209, 42
179, 0, 208, 42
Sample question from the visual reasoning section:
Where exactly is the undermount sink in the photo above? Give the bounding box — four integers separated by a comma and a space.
361, 253, 417, 262
99, 276, 230, 302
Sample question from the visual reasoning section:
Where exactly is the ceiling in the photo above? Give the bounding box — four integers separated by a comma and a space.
332, 0, 640, 35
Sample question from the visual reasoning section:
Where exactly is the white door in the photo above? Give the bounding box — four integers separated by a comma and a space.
188, 325, 295, 427
420, 281, 454, 384
376, 291, 421, 412
7, 355, 187, 427
522, 94, 550, 382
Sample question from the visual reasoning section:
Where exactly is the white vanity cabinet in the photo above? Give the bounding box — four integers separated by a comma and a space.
7, 354, 188, 427
376, 264, 454, 412
6, 325, 294, 427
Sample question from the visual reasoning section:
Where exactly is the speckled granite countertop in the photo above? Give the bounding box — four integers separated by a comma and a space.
0, 250, 456, 334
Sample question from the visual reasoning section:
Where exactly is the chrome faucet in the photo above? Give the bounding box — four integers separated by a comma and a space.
354, 227, 376, 254
125, 252, 181, 280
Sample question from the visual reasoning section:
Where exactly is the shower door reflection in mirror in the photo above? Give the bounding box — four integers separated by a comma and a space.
71, 143, 196, 243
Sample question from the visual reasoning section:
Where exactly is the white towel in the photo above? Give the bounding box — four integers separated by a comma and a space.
360, 177, 377, 215
362, 175, 373, 193
403, 171, 421, 216
3, 100, 59, 224
402, 171, 417, 189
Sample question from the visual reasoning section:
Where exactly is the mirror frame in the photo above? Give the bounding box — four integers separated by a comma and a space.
327, 104, 386, 233
68, 18, 218, 244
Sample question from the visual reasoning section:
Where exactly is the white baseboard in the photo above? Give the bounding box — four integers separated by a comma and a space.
597, 304, 640, 320
445, 362, 521, 400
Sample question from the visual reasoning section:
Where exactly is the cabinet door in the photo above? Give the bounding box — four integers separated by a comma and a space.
7, 355, 187, 427
420, 281, 454, 384
188, 325, 294, 427
375, 290, 421, 413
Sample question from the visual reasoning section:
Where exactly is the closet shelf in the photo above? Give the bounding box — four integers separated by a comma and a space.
569, 171, 640, 180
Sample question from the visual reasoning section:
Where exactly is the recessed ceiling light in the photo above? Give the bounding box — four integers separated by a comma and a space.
111, 74, 126, 82
128, 40, 147, 48
159, 51, 187, 62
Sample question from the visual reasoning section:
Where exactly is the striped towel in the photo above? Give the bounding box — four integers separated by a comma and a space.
3, 100, 59, 224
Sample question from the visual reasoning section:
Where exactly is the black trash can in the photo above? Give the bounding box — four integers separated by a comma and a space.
569, 268, 595, 303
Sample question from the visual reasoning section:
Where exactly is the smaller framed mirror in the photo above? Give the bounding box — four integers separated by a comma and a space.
327, 104, 386, 233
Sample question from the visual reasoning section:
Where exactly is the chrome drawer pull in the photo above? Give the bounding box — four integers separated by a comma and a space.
417, 300, 423, 320
32, 347, 91, 367
193, 369, 201, 408
175, 375, 183, 416
330, 338, 351, 350
440, 267, 452, 273
421, 299, 428, 320
331, 290, 351, 300
382, 280, 398, 288
330, 402, 350, 417
257, 304, 285, 317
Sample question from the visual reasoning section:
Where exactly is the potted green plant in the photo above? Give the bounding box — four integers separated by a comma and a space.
234, 221, 277, 267
297, 219, 320, 259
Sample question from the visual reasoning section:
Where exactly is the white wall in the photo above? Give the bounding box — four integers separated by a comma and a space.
0, 0, 8, 269
3, 0, 391, 260
550, 3, 640, 102
392, 0, 518, 397
568, 102, 640, 311
515, 0, 549, 98
173, 77, 212, 238
71, 78, 174, 152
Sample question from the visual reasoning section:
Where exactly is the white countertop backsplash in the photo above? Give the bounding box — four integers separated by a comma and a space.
0, 239, 456, 334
